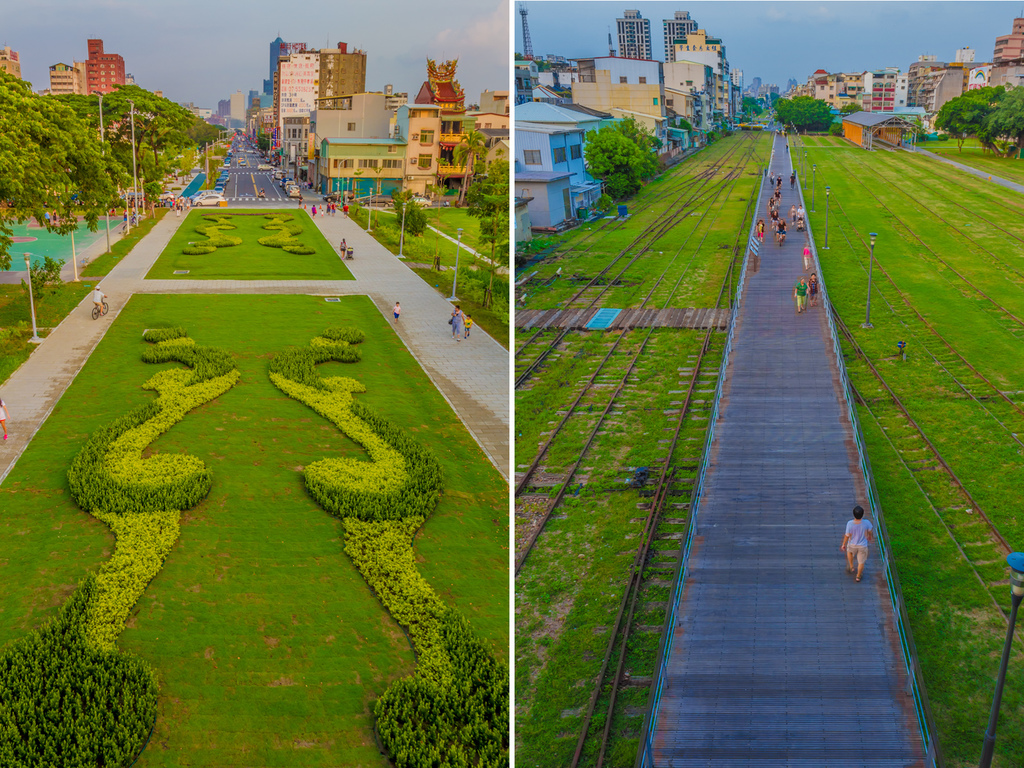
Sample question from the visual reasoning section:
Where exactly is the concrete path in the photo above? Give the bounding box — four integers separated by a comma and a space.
913, 147, 1024, 195
650, 134, 926, 766
0, 206, 508, 483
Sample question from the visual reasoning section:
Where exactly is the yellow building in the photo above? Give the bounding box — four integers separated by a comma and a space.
0, 46, 21, 79
572, 56, 667, 144
48, 62, 87, 95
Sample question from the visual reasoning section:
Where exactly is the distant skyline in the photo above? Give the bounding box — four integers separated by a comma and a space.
4, 0, 508, 107
516, 2, 1018, 89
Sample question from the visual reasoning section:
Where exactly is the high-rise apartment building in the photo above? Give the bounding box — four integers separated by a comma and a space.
663, 11, 697, 62
1, 46, 22, 79
863, 67, 908, 112
994, 18, 1024, 63
84, 39, 125, 94
276, 51, 320, 133
48, 62, 87, 94
318, 43, 367, 99
267, 37, 308, 94
618, 10, 653, 60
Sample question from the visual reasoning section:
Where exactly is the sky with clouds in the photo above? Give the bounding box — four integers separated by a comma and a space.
516, 1, 1019, 88
5, 0, 509, 107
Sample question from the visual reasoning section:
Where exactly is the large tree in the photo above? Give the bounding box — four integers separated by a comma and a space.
935, 86, 1005, 152
466, 156, 509, 309
983, 85, 1024, 155
583, 117, 659, 199
774, 96, 834, 132
0, 72, 122, 270
454, 129, 489, 207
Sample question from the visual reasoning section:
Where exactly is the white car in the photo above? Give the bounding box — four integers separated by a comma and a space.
287, 186, 302, 198
193, 192, 227, 207
257, 164, 273, 171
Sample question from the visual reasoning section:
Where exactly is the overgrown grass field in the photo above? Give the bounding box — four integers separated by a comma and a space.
0, 293, 507, 767
145, 210, 353, 280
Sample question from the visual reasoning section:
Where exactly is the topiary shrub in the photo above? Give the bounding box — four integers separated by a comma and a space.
183, 243, 216, 255
282, 244, 315, 254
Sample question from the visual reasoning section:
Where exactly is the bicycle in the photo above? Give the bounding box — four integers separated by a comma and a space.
91, 300, 109, 320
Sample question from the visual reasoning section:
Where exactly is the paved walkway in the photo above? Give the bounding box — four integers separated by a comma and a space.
913, 146, 1024, 195
651, 134, 925, 766
0, 206, 508, 483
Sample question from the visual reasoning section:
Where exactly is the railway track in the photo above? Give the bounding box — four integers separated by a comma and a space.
516, 137, 765, 767
515, 134, 764, 388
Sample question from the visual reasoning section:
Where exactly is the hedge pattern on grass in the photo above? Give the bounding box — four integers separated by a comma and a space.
0, 574, 158, 767
269, 329, 508, 767
68, 327, 240, 650
185, 215, 243, 254
257, 214, 315, 255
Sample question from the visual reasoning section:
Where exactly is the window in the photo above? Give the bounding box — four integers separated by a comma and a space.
653, 97, 658, 105
347, 122, 356, 131
523, 149, 542, 165
411, 133, 419, 140
686, 80, 693, 85
419, 130, 434, 144
639, 76, 647, 84
552, 146, 567, 164
358, 158, 378, 168
619, 76, 628, 83
387, 145, 397, 153
570, 144, 582, 160
382, 159, 401, 168
418, 154, 432, 169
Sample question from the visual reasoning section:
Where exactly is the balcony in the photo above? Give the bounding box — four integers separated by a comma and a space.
437, 162, 467, 176
440, 132, 467, 145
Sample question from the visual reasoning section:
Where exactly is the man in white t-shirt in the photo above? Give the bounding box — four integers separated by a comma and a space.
840, 505, 874, 582
92, 287, 107, 316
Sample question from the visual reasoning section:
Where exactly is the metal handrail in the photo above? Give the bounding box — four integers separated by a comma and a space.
797, 136, 943, 768
635, 150, 768, 768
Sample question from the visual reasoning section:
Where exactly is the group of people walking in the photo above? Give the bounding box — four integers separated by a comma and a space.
761, 160, 821, 316
309, 203, 344, 217
449, 306, 473, 341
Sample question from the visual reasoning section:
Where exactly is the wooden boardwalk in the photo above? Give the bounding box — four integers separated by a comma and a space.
650, 134, 926, 766
514, 306, 730, 331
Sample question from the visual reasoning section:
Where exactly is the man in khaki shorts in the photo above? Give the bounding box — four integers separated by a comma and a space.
840, 505, 874, 582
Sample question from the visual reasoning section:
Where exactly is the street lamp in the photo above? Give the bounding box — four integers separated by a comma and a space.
803, 150, 807, 179
811, 163, 817, 212
446, 228, 464, 302
862, 233, 877, 329
96, 92, 111, 253
127, 99, 139, 232
23, 254, 42, 344
824, 187, 831, 250
979, 552, 1024, 768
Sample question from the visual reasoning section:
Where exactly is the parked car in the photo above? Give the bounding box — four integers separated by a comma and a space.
193, 192, 226, 207
287, 186, 302, 198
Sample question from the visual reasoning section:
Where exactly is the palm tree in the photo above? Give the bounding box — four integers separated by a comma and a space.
426, 182, 445, 270
453, 129, 488, 207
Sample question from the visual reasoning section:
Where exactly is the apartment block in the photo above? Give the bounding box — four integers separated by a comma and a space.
48, 62, 87, 95
318, 42, 367, 99
0, 46, 21, 79
84, 39, 125, 95
617, 10, 653, 60
663, 11, 697, 63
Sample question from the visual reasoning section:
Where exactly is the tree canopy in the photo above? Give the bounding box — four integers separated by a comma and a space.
0, 72, 122, 270
466, 156, 509, 308
583, 117, 659, 199
742, 96, 764, 118
774, 96, 834, 132
935, 86, 1005, 152
839, 103, 863, 115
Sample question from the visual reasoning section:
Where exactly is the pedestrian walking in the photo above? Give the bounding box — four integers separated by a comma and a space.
756, 218, 765, 243
840, 505, 874, 582
393, 301, 401, 321
343, 203, 349, 217
340, 238, 347, 255
802, 244, 813, 272
312, 204, 317, 217
451, 306, 464, 341
790, 205, 797, 225
0, 396, 8, 440
793, 276, 808, 314
808, 272, 819, 307
790, 171, 796, 188
464, 314, 473, 339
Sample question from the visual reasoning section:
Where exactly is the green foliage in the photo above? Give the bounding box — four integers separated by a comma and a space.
466, 157, 510, 308
24, 255, 66, 296
829, 122, 845, 137
257, 214, 309, 250
391, 191, 428, 236
741, 96, 764, 117
984, 85, 1024, 153
0, 574, 158, 767
594, 194, 614, 214
584, 117, 659, 199
0, 72, 123, 270
270, 331, 507, 766
183, 243, 216, 255
840, 103, 863, 115
775, 96, 835, 132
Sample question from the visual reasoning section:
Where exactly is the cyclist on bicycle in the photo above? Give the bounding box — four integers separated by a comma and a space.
92, 286, 107, 315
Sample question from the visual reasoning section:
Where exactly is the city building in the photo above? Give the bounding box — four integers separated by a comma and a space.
515, 196, 534, 243
384, 84, 408, 112
842, 111, 914, 149
413, 58, 476, 192
230, 90, 245, 125
672, 30, 731, 118
276, 50, 320, 133
83, 39, 125, 95
266, 37, 307, 94
663, 11, 698, 63
664, 58, 713, 131
573, 56, 667, 145
994, 18, 1024, 64
479, 89, 509, 115
282, 115, 311, 179
862, 67, 908, 112
617, 10, 653, 60
515, 120, 602, 228
515, 59, 539, 104
317, 137, 406, 199
955, 47, 976, 63
803, 69, 864, 110
1, 46, 22, 79
48, 62, 87, 95
318, 43, 367, 99
393, 103, 444, 195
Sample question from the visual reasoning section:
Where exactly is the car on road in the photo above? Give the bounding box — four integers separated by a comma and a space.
193, 192, 226, 206
273, 170, 285, 179
239, 159, 247, 166
411, 196, 432, 206
287, 186, 302, 198
257, 164, 272, 171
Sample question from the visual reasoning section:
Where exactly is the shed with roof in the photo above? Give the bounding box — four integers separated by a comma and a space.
842, 112, 915, 150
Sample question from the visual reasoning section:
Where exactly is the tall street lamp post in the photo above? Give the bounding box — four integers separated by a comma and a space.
862, 232, 878, 329
824, 186, 831, 250
811, 163, 817, 213
23, 254, 42, 343
127, 100, 139, 233
97, 93, 111, 253
398, 194, 408, 258
978, 552, 1024, 768
446, 228, 464, 302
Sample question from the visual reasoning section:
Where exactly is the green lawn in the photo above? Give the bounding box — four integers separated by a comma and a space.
0, 293, 507, 766
797, 136, 1024, 766
919, 143, 1024, 186
145, 210, 353, 280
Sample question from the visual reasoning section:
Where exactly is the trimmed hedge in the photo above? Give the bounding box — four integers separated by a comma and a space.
0, 574, 158, 767
185, 216, 242, 253
183, 244, 216, 255
270, 329, 507, 766
67, 329, 239, 652
257, 213, 311, 251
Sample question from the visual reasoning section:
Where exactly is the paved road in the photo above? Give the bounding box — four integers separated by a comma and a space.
0, 186, 509, 484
